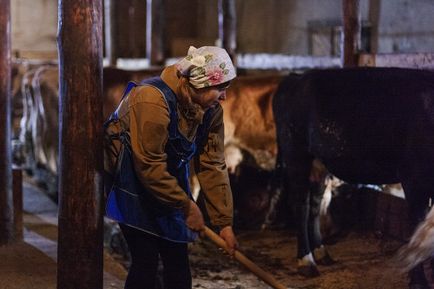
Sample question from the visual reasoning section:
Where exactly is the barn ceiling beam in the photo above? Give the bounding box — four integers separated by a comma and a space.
57, 1, 104, 288
0, 0, 14, 246
342, 0, 361, 67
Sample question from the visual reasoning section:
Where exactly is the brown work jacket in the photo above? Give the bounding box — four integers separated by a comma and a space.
104, 65, 233, 228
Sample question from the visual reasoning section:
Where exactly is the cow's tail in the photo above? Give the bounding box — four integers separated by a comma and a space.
396, 205, 434, 271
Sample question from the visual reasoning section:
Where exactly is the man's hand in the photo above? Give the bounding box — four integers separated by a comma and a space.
185, 200, 205, 231
219, 226, 239, 256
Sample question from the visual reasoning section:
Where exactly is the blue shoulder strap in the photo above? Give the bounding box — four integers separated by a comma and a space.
139, 77, 177, 111
103, 76, 177, 127
103, 81, 138, 128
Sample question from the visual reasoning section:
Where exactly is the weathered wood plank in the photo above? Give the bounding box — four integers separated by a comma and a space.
342, 0, 361, 67
218, 0, 237, 61
0, 0, 14, 246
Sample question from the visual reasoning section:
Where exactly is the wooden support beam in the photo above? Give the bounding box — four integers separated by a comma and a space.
218, 0, 237, 62
368, 0, 381, 54
104, 0, 117, 66
0, 0, 14, 246
57, 1, 104, 289
146, 0, 165, 66
341, 0, 361, 67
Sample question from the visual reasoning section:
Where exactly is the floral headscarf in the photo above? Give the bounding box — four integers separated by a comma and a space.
176, 46, 236, 89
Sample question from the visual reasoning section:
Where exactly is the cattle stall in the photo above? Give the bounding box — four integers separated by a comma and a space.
3, 1, 434, 289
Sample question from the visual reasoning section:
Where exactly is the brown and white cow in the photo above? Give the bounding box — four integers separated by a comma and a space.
203, 74, 284, 228
222, 74, 283, 171
15, 65, 283, 204
16, 65, 162, 198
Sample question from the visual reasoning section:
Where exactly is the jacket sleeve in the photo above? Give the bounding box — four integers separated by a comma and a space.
195, 105, 233, 228
128, 86, 191, 211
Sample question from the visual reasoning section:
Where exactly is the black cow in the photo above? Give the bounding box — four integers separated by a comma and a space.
273, 68, 434, 288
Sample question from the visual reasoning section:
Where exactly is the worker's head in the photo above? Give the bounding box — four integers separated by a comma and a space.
176, 46, 236, 109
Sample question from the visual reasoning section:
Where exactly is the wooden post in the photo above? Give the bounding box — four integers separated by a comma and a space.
341, 0, 361, 67
104, 0, 117, 66
13, 168, 23, 241
218, 0, 237, 62
146, 0, 165, 66
57, 1, 104, 289
368, 0, 381, 53
0, 0, 14, 246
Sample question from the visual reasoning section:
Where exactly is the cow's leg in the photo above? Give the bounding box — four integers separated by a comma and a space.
262, 148, 291, 230
308, 181, 335, 266
274, 96, 319, 276
401, 162, 434, 289
287, 157, 320, 277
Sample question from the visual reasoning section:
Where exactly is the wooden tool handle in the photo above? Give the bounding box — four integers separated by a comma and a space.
203, 226, 287, 289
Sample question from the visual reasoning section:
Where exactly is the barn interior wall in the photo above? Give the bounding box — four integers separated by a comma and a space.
10, 0, 434, 60
165, 0, 207, 57
233, 0, 434, 55
378, 0, 434, 53
113, 0, 147, 58
237, 0, 344, 54
11, 0, 58, 58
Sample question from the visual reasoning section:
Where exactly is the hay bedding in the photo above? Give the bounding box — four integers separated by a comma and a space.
190, 229, 407, 289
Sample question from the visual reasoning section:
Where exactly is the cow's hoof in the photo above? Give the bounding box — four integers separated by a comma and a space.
297, 264, 320, 278
314, 246, 337, 266
316, 253, 337, 266
297, 253, 320, 277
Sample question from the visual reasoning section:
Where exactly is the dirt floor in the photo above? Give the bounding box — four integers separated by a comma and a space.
0, 224, 410, 289
1, 179, 412, 289
188, 229, 408, 289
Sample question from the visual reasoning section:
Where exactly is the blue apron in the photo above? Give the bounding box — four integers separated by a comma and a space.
105, 77, 212, 243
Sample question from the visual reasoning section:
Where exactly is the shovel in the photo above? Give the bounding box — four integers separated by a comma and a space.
203, 226, 289, 289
